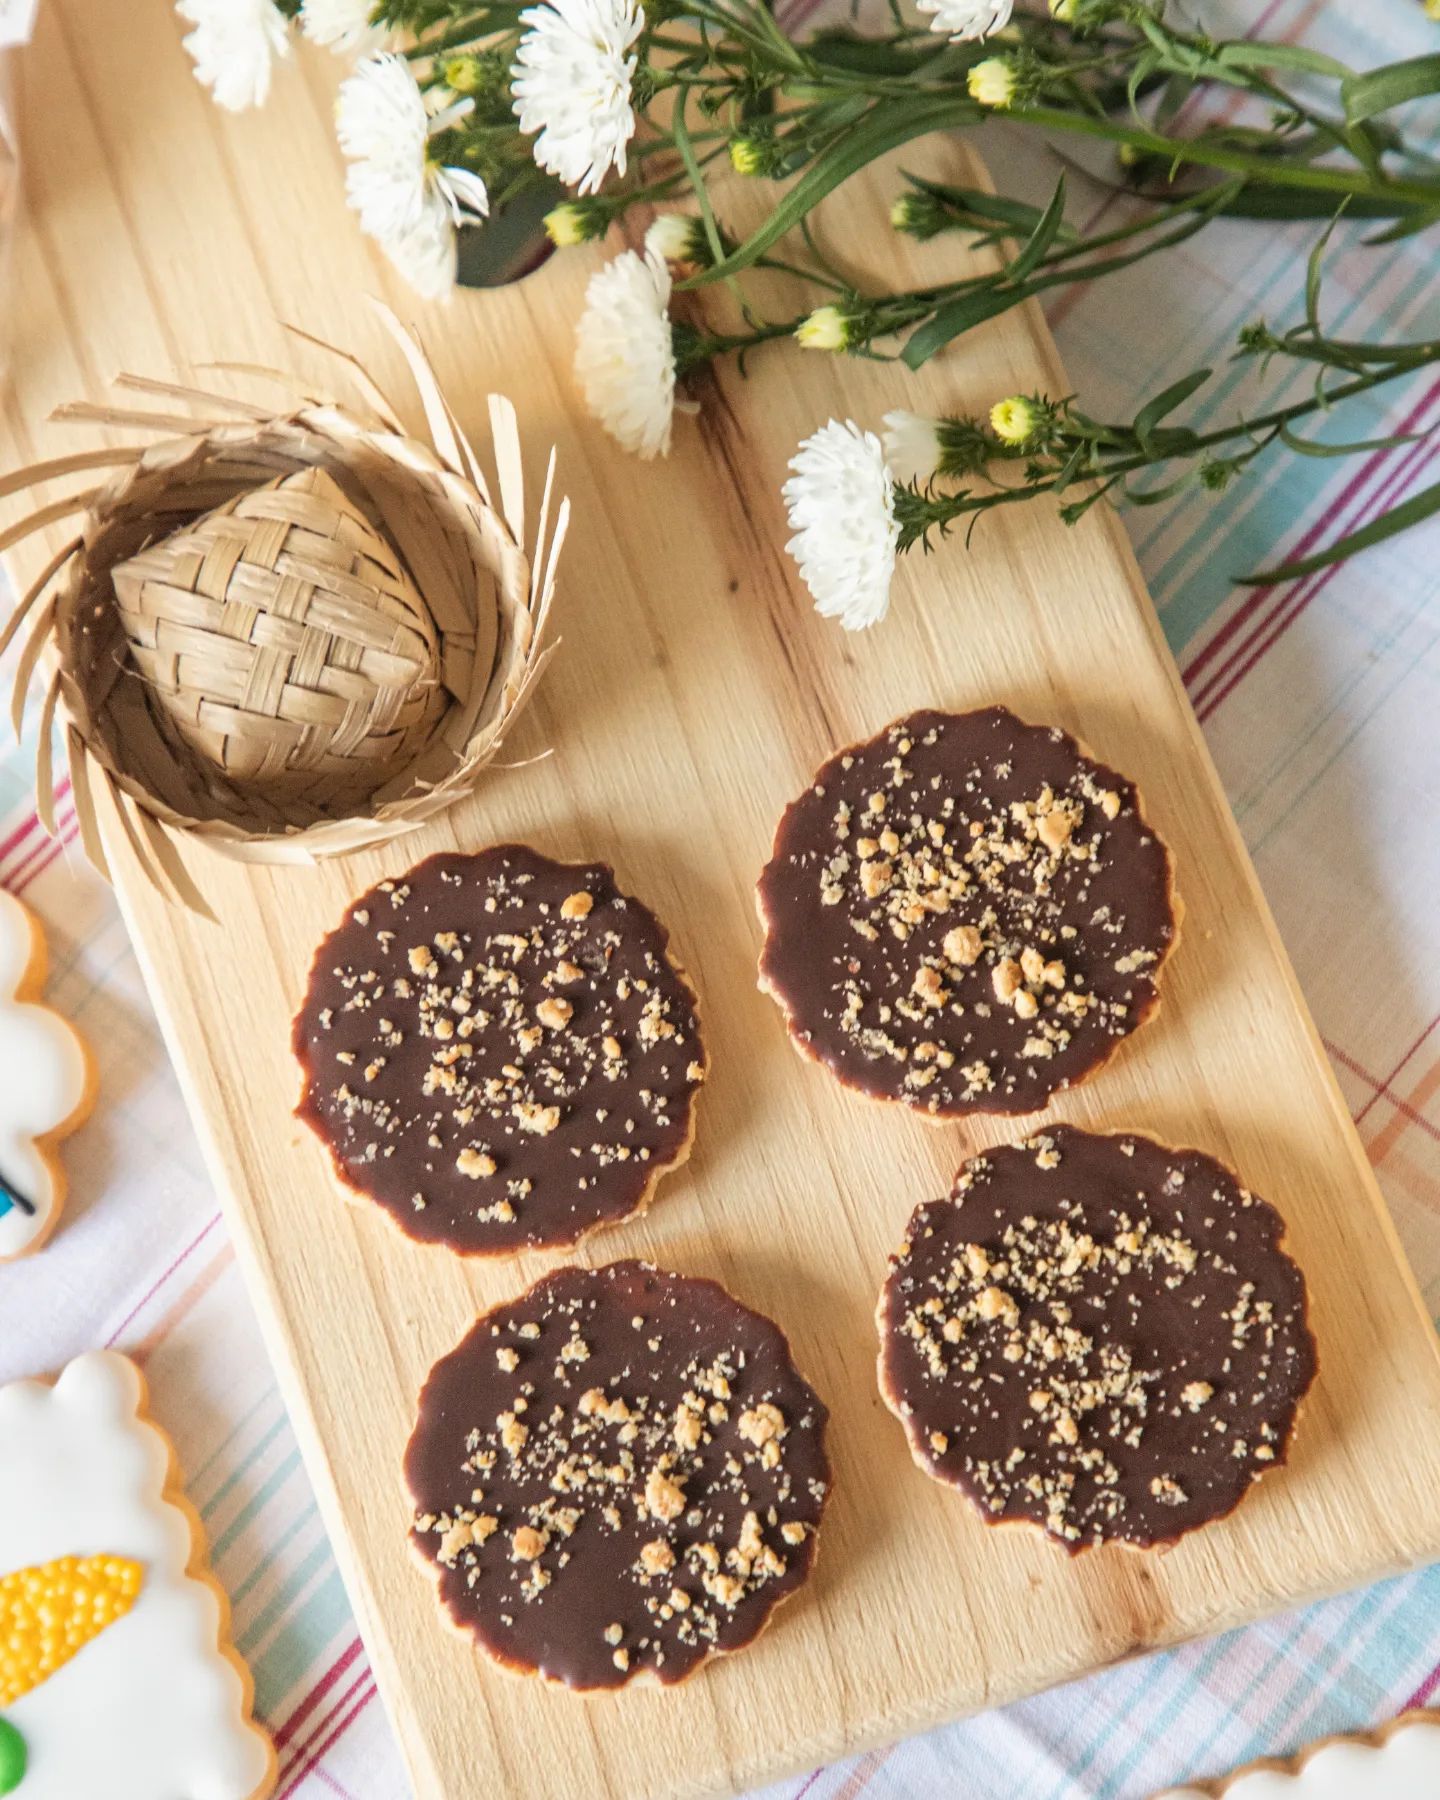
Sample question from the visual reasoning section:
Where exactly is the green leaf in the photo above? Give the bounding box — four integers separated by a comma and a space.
1364, 207, 1440, 244
902, 174, 1072, 238
1132, 368, 1211, 454
1203, 185, 1436, 222
687, 95, 976, 287
1341, 120, 1386, 182
1126, 47, 1162, 123
670, 94, 726, 271
1217, 42, 1351, 80
1120, 466, 1204, 506
1240, 474, 1440, 584
1151, 72, 1194, 134
1303, 205, 1346, 337
1005, 176, 1067, 283
1278, 421, 1424, 458
804, 32, 938, 76
1051, 436, 1093, 494
900, 288, 1030, 370
1342, 54, 1440, 125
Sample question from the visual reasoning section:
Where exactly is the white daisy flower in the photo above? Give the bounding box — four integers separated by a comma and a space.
915, 0, 1012, 39
336, 54, 489, 294
882, 410, 944, 483
783, 421, 899, 631
300, 0, 388, 55
178, 0, 290, 112
574, 248, 677, 459
512, 0, 643, 196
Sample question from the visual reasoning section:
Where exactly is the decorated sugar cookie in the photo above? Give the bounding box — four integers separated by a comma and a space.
0, 1352, 275, 1799
0, 889, 91, 1259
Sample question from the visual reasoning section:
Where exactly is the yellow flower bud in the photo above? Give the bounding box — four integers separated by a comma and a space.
796, 305, 850, 352
990, 396, 1041, 445
968, 56, 1018, 108
544, 201, 605, 247
442, 55, 485, 94
729, 135, 767, 176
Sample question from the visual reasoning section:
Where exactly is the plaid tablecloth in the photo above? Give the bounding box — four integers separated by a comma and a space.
4, 2, 1440, 1795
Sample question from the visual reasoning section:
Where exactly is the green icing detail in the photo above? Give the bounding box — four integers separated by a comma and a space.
0, 1718, 25, 1793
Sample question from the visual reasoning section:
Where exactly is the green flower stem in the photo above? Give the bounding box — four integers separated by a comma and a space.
756, 254, 848, 292
685, 319, 800, 362
1013, 105, 1440, 208
907, 354, 1438, 547
406, 13, 521, 61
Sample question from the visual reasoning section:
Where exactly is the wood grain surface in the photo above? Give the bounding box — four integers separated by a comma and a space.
7, 6, 1440, 1797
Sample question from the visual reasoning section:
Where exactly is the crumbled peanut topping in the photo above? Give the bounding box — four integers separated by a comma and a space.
408, 1263, 830, 1689
757, 711, 1176, 1118
296, 849, 707, 1255
879, 1127, 1315, 1551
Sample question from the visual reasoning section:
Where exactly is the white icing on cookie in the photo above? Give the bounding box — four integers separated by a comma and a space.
1156, 1716, 1440, 1799
0, 1352, 274, 1799
0, 890, 88, 1260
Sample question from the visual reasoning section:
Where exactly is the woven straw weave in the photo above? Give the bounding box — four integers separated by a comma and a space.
0, 307, 568, 904
111, 466, 446, 807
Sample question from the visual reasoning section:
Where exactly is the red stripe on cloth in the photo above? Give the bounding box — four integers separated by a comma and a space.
1405, 1663, 1440, 1711
105, 1213, 223, 1346
273, 1637, 367, 1750
276, 1680, 377, 1799
276, 1667, 372, 1781
0, 812, 44, 866
1182, 377, 1440, 691
3, 805, 76, 876
9, 820, 79, 895
1193, 427, 1440, 721
0, 778, 72, 867
1355, 1011, 1440, 1126
1322, 1038, 1440, 1148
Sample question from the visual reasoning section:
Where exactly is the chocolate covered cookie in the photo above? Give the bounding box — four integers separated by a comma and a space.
877, 1127, 1316, 1552
293, 847, 705, 1255
405, 1261, 830, 1689
757, 708, 1177, 1118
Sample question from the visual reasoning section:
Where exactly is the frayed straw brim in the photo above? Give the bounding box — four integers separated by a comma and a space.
0, 304, 568, 905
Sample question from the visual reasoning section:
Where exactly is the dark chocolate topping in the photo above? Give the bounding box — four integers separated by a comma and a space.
757, 708, 1177, 1117
292, 847, 705, 1254
405, 1261, 830, 1689
878, 1126, 1316, 1551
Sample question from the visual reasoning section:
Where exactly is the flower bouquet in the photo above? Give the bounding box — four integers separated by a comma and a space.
178, 0, 1440, 627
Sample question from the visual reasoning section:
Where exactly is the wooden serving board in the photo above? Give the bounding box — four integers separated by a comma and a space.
8, 5, 1440, 1797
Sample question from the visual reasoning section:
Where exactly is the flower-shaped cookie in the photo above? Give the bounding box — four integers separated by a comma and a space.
0, 1352, 274, 1798
0, 890, 90, 1260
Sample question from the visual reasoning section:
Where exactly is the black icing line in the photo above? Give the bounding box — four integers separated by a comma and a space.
0, 1168, 35, 1216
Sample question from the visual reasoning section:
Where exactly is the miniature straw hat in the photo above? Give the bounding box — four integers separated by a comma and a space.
0, 307, 566, 903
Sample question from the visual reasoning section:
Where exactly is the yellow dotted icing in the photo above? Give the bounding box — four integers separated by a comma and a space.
0, 1555, 143, 1704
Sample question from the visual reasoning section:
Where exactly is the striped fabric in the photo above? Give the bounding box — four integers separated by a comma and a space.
2, 2, 1439, 1794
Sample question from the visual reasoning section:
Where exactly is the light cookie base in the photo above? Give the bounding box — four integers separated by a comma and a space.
0, 890, 95, 1261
